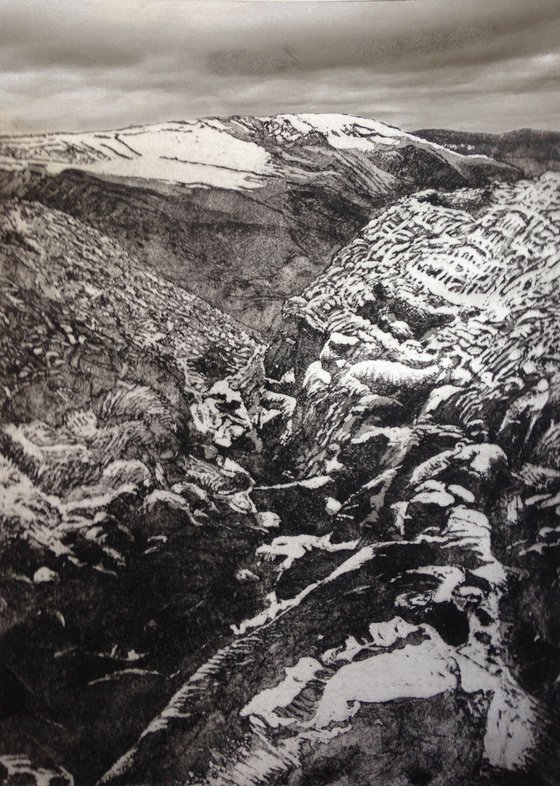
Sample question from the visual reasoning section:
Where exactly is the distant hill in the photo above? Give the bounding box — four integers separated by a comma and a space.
414, 127, 560, 176
0, 114, 517, 332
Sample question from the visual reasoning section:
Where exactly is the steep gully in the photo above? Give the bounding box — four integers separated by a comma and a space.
0, 169, 559, 784
93, 175, 560, 786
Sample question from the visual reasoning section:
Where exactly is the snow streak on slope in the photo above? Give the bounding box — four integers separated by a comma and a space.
0, 121, 277, 189
256, 113, 407, 149
241, 113, 504, 170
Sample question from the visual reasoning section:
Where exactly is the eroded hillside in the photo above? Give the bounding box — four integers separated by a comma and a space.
0, 200, 270, 782
0, 130, 558, 786
91, 172, 560, 786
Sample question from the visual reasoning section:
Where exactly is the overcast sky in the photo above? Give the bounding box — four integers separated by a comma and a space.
1, 0, 559, 134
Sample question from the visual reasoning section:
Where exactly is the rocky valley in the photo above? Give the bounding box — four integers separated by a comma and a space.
0, 114, 558, 786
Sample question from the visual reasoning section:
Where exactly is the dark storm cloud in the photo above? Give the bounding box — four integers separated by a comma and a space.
0, 0, 558, 134
205, 0, 560, 77
207, 48, 297, 77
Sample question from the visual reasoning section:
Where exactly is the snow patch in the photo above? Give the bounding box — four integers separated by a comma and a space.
1, 121, 275, 190
241, 657, 323, 728
310, 636, 458, 729
256, 532, 359, 571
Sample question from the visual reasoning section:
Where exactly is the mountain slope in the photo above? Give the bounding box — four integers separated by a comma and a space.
0, 114, 518, 330
0, 199, 271, 783
94, 172, 560, 786
0, 115, 512, 190
0, 122, 558, 786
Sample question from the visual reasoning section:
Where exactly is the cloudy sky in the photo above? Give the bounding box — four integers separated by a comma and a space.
1, 0, 559, 134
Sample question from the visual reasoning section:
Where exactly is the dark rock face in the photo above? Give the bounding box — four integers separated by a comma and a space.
0, 117, 558, 786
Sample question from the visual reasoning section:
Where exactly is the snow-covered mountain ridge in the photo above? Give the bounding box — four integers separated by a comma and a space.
0, 114, 507, 189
